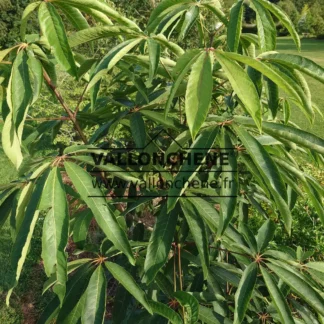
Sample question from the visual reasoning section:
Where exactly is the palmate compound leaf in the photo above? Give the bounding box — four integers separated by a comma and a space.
104, 261, 153, 314
82, 265, 107, 324
232, 125, 292, 234
39, 167, 69, 305
7, 170, 50, 305
143, 203, 179, 284
64, 162, 135, 265
234, 262, 258, 324
185, 50, 214, 139
214, 51, 262, 132
38, 2, 78, 77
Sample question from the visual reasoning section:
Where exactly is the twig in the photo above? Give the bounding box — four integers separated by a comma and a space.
74, 83, 88, 118
43, 70, 88, 144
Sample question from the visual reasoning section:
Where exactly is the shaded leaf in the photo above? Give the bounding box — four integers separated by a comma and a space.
64, 162, 135, 265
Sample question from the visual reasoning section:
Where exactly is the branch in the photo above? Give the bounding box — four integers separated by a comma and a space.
43, 71, 88, 144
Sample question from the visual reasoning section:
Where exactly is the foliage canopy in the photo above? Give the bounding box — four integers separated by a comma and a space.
1, 0, 324, 323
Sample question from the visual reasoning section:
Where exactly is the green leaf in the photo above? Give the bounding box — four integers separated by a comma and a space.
130, 112, 147, 149
234, 262, 258, 324
27, 52, 43, 105
180, 199, 209, 279
141, 109, 181, 130
42, 259, 92, 294
235, 116, 324, 155
198, 305, 230, 324
144, 204, 178, 284
292, 300, 320, 324
112, 285, 132, 323
104, 261, 153, 314
256, 219, 276, 252
267, 263, 324, 316
38, 2, 77, 77
64, 162, 135, 265
222, 52, 314, 122
179, 5, 199, 41
3, 50, 33, 168
82, 265, 107, 324
6, 171, 49, 305
73, 209, 93, 249
147, 0, 193, 32
251, 0, 276, 52
152, 34, 185, 57
260, 266, 295, 324
39, 263, 94, 324
174, 291, 199, 324
56, 263, 95, 323
260, 52, 324, 84
14, 163, 51, 237
69, 155, 140, 183
54, 0, 140, 30
240, 224, 258, 255
68, 26, 141, 48
165, 49, 201, 117
265, 77, 279, 119
88, 38, 143, 91
201, 2, 228, 26
218, 128, 238, 236
149, 300, 183, 324
40, 167, 69, 305
227, 0, 243, 52
254, 0, 300, 50
55, 3, 89, 31
306, 262, 324, 274
233, 125, 292, 234
214, 51, 262, 131
20, 2, 41, 41
186, 51, 213, 139
148, 38, 161, 84
0, 45, 19, 63
187, 197, 219, 233
167, 126, 219, 211
0, 190, 18, 231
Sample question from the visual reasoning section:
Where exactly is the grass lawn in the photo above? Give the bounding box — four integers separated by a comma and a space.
277, 37, 324, 137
